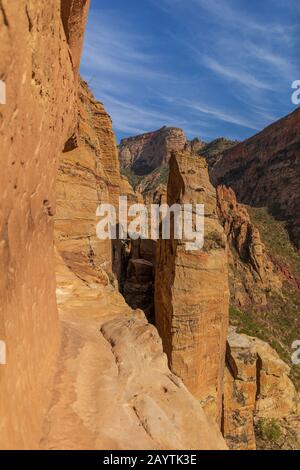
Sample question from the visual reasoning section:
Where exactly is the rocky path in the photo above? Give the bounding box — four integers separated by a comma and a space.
39, 256, 226, 450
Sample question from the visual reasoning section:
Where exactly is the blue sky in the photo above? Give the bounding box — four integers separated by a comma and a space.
81, 0, 299, 143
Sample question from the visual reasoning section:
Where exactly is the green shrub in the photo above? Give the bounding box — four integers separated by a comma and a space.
256, 418, 282, 443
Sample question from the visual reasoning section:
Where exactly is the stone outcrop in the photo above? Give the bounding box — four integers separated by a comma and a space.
223, 328, 299, 450
55, 80, 122, 287
187, 137, 206, 154
5, 0, 298, 452
60, 0, 90, 77
0, 1, 228, 451
56, 79, 147, 291
155, 149, 230, 424
101, 314, 227, 450
53, 56, 228, 448
217, 186, 281, 307
211, 108, 300, 248
119, 126, 187, 175
200, 137, 239, 170
0, 0, 89, 449
223, 330, 257, 450
41, 256, 227, 450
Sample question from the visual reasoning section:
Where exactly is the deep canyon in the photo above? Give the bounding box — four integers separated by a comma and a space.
0, 0, 299, 451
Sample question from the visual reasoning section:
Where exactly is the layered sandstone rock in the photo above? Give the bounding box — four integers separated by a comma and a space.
56, 79, 148, 291
217, 186, 281, 307
155, 149, 229, 424
52, 22, 227, 451
134, 165, 169, 200
119, 126, 186, 175
254, 338, 298, 420
55, 80, 122, 287
40, 256, 227, 450
0, 0, 89, 449
223, 328, 299, 450
211, 108, 300, 248
187, 137, 206, 154
223, 330, 258, 450
200, 137, 238, 170
60, 0, 90, 77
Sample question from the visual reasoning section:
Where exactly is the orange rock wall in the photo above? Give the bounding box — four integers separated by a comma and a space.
0, 0, 89, 449
223, 328, 299, 450
61, 0, 90, 76
217, 186, 281, 307
55, 81, 121, 286
211, 108, 300, 248
155, 150, 229, 424
119, 126, 186, 174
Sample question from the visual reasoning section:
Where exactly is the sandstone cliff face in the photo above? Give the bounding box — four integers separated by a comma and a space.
55, 80, 122, 287
0, 2, 228, 450
223, 330, 257, 450
119, 126, 186, 175
6, 0, 297, 452
60, 0, 90, 77
211, 108, 300, 248
200, 137, 239, 171
223, 328, 300, 450
0, 0, 89, 449
188, 137, 206, 154
216, 182, 300, 394
217, 186, 281, 307
52, 83, 227, 448
155, 150, 230, 424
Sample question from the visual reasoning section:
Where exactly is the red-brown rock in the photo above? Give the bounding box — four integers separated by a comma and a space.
119, 126, 187, 175
0, 0, 89, 449
211, 108, 300, 248
217, 186, 281, 307
155, 150, 230, 424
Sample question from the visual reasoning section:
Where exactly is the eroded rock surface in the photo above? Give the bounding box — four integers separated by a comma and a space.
155, 149, 230, 424
217, 186, 281, 307
119, 126, 186, 175
55, 80, 122, 286
40, 255, 227, 450
211, 108, 300, 248
51, 40, 227, 450
223, 328, 300, 450
0, 0, 89, 449
0, 0, 228, 451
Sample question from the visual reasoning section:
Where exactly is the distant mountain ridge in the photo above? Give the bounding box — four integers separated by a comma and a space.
119, 127, 238, 197
211, 107, 300, 249
119, 126, 187, 175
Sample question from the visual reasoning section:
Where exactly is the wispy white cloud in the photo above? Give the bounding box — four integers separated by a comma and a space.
81, 1, 298, 141
179, 99, 260, 131
243, 42, 297, 79
200, 56, 275, 91
100, 92, 217, 138
82, 17, 172, 82
152, 90, 264, 131
158, 0, 298, 84
169, 0, 296, 37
